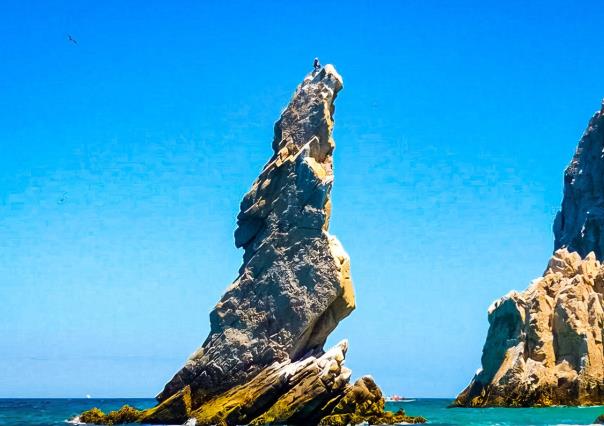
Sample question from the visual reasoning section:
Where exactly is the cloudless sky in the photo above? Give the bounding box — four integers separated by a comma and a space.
2, 0, 604, 398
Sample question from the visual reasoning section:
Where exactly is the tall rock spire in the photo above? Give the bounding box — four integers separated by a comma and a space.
157, 64, 356, 405
66, 65, 427, 426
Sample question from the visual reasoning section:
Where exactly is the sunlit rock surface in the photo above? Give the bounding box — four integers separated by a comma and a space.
455, 103, 604, 407
157, 63, 355, 408
77, 65, 425, 425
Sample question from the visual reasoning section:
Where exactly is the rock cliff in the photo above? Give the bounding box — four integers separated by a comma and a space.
76, 65, 425, 425
554, 102, 604, 259
454, 103, 604, 407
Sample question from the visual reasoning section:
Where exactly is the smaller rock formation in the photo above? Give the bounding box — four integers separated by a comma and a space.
454, 101, 604, 408
595, 413, 604, 424
453, 249, 604, 407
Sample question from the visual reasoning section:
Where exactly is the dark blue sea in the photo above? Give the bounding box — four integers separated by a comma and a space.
0, 398, 602, 425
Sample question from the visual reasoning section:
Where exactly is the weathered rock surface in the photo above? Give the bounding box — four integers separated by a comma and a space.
455, 104, 604, 408
158, 64, 355, 407
453, 249, 604, 407
77, 65, 425, 424
554, 101, 604, 259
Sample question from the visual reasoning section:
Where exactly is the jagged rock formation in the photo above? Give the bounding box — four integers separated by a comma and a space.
454, 103, 604, 408
157, 64, 354, 406
453, 249, 604, 407
554, 102, 604, 259
76, 65, 425, 425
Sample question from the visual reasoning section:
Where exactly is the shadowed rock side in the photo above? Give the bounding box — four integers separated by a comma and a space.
76, 65, 426, 425
453, 249, 604, 407
554, 101, 604, 259
454, 102, 604, 408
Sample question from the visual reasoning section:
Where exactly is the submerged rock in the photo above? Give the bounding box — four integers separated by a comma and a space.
454, 103, 604, 407
78, 65, 425, 425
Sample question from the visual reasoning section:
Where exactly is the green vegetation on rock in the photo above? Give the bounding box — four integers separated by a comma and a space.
79, 405, 142, 425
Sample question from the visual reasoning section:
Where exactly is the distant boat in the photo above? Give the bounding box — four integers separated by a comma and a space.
385, 394, 414, 402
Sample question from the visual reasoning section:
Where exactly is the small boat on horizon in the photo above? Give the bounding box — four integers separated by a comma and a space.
385, 394, 415, 402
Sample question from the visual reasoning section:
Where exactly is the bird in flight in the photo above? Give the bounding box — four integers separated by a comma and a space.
57, 192, 68, 205
68, 34, 78, 45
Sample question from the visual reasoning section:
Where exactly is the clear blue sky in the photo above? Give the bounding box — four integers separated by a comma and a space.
2, 0, 604, 398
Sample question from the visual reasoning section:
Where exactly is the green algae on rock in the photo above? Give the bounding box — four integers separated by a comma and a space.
318, 376, 427, 426
76, 64, 426, 425
79, 405, 143, 425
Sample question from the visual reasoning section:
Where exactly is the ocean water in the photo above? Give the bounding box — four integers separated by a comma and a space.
0, 398, 602, 426
394, 399, 603, 425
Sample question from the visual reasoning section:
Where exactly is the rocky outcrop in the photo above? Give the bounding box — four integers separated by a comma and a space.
454, 102, 604, 407
77, 65, 425, 425
453, 249, 604, 407
554, 101, 604, 259
157, 64, 355, 407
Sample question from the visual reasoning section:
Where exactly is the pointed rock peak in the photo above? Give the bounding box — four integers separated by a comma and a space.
304, 64, 344, 91
555, 99, 604, 259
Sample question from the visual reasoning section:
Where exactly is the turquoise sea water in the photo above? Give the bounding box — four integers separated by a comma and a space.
0, 398, 602, 426
393, 399, 603, 425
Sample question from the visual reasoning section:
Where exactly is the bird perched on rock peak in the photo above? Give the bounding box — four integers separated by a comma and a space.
313, 57, 321, 72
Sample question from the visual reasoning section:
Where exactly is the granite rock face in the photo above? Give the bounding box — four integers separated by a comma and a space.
455, 103, 604, 407
554, 102, 604, 259
454, 249, 604, 406
158, 64, 355, 407
74, 65, 425, 425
